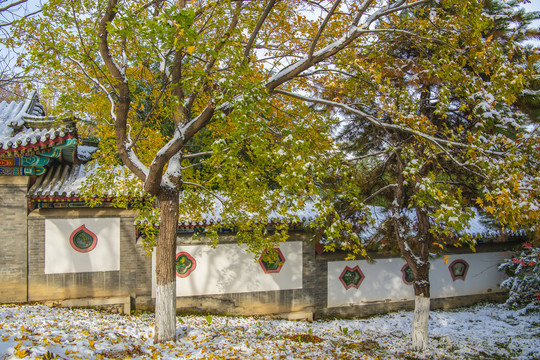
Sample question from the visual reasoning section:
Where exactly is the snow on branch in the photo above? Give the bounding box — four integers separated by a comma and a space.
64, 55, 116, 124
183, 181, 226, 205
182, 151, 213, 159
308, 0, 342, 60
266, 0, 431, 90
275, 90, 505, 157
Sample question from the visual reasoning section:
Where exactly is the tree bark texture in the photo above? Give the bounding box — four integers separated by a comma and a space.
154, 190, 180, 343
393, 157, 432, 352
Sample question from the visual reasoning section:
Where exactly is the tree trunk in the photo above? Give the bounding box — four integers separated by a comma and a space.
154, 189, 180, 343
411, 262, 430, 351
411, 208, 432, 352
412, 294, 430, 351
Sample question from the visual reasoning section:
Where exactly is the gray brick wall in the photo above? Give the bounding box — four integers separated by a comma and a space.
0, 176, 29, 303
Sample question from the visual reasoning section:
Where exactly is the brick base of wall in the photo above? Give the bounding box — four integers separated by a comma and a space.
0, 177, 29, 303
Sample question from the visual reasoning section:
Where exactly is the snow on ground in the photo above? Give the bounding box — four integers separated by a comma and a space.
0, 303, 538, 359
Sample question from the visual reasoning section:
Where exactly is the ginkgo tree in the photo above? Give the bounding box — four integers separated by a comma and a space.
11, 0, 533, 350
303, 0, 539, 351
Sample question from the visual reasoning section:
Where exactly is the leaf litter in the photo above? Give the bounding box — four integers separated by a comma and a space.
0, 303, 538, 359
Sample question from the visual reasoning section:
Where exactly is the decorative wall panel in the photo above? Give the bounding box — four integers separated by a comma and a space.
45, 218, 120, 274
152, 241, 302, 297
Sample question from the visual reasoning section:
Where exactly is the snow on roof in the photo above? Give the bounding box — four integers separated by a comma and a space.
28, 163, 87, 198
76, 145, 98, 162
176, 193, 320, 227
0, 92, 76, 152
26, 160, 515, 239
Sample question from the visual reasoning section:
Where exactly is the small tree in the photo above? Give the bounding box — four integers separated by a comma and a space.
499, 242, 540, 314
306, 0, 539, 351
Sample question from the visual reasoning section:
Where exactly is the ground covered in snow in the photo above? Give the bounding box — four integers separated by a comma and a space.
0, 303, 538, 359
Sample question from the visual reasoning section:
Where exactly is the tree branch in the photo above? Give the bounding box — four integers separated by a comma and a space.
183, 151, 213, 159
275, 89, 505, 157
243, 0, 276, 64
308, 0, 341, 60
363, 183, 396, 203
265, 0, 430, 90
98, 0, 148, 184
184, 1, 242, 118
0, 0, 26, 12
183, 181, 225, 205
351, 0, 376, 28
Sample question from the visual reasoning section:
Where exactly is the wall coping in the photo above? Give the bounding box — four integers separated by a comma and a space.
28, 208, 137, 218
0, 176, 29, 185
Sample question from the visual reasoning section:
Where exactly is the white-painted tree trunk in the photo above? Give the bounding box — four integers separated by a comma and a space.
411, 294, 430, 351
153, 192, 179, 343
154, 281, 177, 343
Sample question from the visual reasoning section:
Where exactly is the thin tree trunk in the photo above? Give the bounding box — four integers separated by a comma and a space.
154, 189, 180, 343
411, 261, 430, 351
411, 208, 432, 352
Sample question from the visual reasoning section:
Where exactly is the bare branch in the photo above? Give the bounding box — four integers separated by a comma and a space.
0, 0, 25, 12
308, 0, 341, 60
183, 151, 213, 159
243, 0, 277, 64
183, 181, 225, 205
363, 183, 396, 203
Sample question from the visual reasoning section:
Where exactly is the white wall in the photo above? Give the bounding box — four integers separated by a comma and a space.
44, 218, 120, 274
152, 241, 303, 297
328, 252, 507, 308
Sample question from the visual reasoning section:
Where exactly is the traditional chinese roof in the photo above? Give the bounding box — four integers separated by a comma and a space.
27, 162, 138, 205
24, 160, 527, 241
0, 92, 80, 175
28, 163, 87, 199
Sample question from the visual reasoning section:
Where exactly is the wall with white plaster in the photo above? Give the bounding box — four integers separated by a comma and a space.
152, 241, 303, 297
44, 218, 120, 274
328, 252, 507, 308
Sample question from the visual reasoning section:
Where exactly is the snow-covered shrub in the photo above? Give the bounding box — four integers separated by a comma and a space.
499, 242, 540, 313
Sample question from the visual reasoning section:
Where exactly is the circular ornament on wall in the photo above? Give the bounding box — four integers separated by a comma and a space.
69, 225, 98, 253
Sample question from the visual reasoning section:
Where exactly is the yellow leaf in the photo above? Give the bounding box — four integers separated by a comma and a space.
444, 255, 449, 264
14, 343, 30, 358
186, 46, 195, 55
